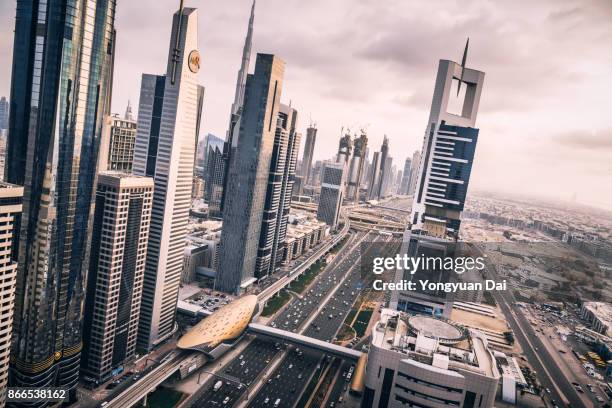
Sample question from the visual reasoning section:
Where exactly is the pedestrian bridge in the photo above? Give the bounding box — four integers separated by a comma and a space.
247, 323, 363, 360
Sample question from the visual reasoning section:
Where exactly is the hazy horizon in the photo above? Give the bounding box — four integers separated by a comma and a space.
1, 0, 610, 210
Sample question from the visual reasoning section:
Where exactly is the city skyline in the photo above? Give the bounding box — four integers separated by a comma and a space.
1, 2, 610, 407
1, 0, 611, 209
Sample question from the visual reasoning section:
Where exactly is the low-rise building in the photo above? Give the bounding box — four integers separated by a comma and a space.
282, 218, 327, 264
363, 309, 500, 408
581, 302, 612, 337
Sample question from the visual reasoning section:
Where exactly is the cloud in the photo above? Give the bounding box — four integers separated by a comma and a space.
0, 0, 611, 208
555, 129, 612, 150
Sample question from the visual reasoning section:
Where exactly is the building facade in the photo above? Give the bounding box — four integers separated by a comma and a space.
81, 173, 153, 382
132, 6, 204, 350
0, 183, 23, 405
317, 162, 345, 228
6, 0, 116, 400
216, 54, 285, 294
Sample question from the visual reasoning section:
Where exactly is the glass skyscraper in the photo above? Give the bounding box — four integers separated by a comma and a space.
256, 104, 300, 278
5, 0, 116, 403
216, 54, 286, 294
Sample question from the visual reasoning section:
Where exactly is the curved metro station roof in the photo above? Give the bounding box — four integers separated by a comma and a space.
177, 295, 258, 352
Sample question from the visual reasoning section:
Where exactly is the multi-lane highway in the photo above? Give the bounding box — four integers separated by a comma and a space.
246, 234, 393, 408
187, 231, 393, 408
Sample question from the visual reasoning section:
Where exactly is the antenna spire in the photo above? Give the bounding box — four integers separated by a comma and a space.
457, 37, 469, 96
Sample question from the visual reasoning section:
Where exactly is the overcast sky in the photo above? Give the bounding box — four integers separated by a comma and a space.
1, 0, 611, 209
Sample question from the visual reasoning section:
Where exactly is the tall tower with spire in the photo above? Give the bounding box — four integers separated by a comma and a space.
219, 0, 256, 212
124, 99, 134, 121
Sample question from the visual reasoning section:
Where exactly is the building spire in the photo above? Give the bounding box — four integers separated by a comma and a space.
124, 99, 134, 121
457, 37, 469, 97
230, 0, 255, 116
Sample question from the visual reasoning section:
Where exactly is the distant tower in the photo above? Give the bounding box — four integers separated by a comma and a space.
368, 151, 382, 200
204, 136, 226, 217
337, 131, 352, 164
106, 113, 137, 172
346, 132, 368, 202
300, 124, 317, 187
375, 136, 389, 199
132, 6, 205, 350
81, 173, 153, 382
317, 162, 346, 228
0, 96, 8, 130
216, 54, 286, 294
124, 99, 134, 121
399, 157, 412, 195
220, 0, 256, 213
380, 156, 394, 198
407, 150, 421, 195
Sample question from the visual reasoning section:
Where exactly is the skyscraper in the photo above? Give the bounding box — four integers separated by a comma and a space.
81, 173, 153, 382
391, 42, 485, 318
256, 104, 300, 278
132, 6, 204, 350
204, 140, 225, 217
273, 120, 301, 270
216, 54, 286, 294
368, 151, 382, 200
220, 0, 256, 214
336, 132, 352, 164
0, 96, 8, 130
106, 109, 137, 172
399, 157, 412, 195
375, 136, 389, 199
346, 132, 368, 202
380, 156, 394, 198
317, 162, 345, 228
407, 150, 421, 195
410, 49, 484, 236
0, 183, 23, 405
6, 0, 116, 399
299, 124, 317, 187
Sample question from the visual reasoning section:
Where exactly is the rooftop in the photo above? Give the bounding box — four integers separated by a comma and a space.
372, 309, 499, 379
177, 295, 258, 352
583, 302, 612, 327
